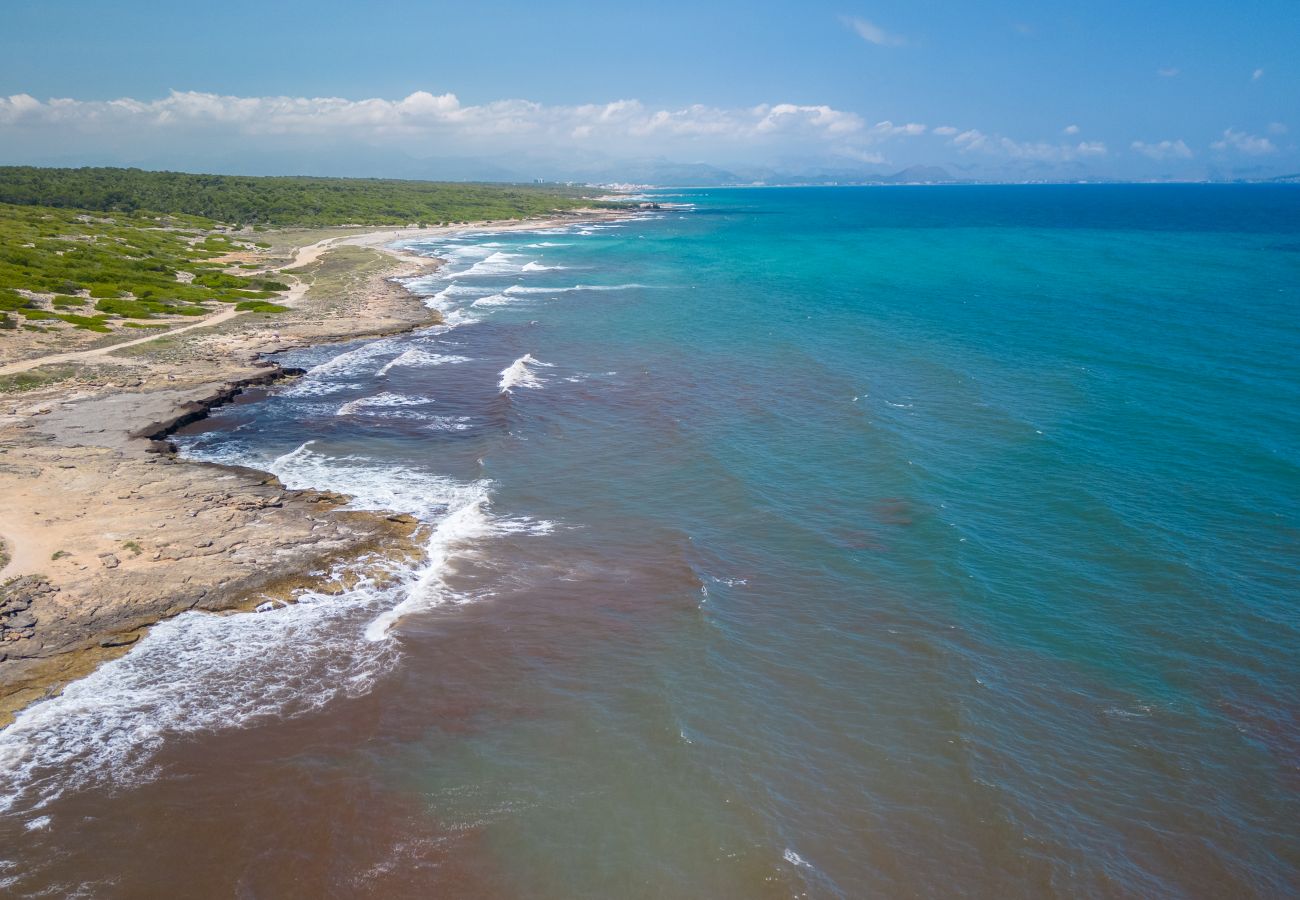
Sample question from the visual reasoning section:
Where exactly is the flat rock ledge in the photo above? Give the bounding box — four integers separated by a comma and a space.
0, 368, 420, 727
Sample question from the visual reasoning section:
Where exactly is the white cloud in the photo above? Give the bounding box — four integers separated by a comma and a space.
932, 125, 958, 136
1211, 128, 1277, 155
870, 120, 926, 137
0, 90, 870, 160
836, 147, 888, 164
1252, 68, 1264, 81
1063, 124, 1080, 135
1131, 139, 1193, 160
842, 16, 906, 47
951, 128, 1105, 161
1267, 122, 1288, 135
1157, 67, 1180, 77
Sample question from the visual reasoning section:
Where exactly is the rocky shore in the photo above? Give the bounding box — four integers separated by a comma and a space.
0, 210, 623, 726
0, 226, 445, 724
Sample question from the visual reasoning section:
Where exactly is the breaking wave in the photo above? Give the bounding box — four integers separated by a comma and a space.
498, 354, 552, 393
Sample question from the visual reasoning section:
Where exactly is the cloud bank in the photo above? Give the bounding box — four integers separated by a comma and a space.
0, 90, 1291, 181
0, 90, 861, 149
1132, 139, 1193, 160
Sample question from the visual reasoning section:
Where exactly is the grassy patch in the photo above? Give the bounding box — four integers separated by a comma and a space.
0, 364, 81, 393
235, 301, 289, 313
0, 201, 289, 330
55, 313, 112, 332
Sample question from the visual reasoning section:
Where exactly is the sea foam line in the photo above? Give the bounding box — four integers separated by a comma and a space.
0, 442, 539, 814
376, 349, 470, 377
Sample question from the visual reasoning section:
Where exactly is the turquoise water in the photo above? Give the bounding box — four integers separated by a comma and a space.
2, 186, 1298, 897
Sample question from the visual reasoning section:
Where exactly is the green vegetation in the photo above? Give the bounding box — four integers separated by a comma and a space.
51, 550, 70, 561
0, 167, 597, 227
0, 201, 288, 330
122, 541, 143, 557
0, 364, 81, 393
235, 300, 289, 313
0, 167, 606, 339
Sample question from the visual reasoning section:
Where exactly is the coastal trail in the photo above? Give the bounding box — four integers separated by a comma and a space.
0, 211, 617, 378
0, 235, 340, 378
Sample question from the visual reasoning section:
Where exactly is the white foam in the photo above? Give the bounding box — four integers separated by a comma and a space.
498, 354, 552, 393
268, 442, 483, 519
363, 499, 493, 641
335, 392, 434, 417
411, 281, 491, 327
471, 292, 528, 308
306, 339, 401, 378
0, 439, 559, 814
266, 444, 552, 642
426, 416, 474, 432
502, 283, 646, 294
278, 379, 361, 399
460, 251, 523, 277
522, 261, 566, 272
783, 849, 813, 868
0, 568, 404, 814
376, 349, 470, 376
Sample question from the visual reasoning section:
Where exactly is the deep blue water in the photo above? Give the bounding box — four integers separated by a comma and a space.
3, 185, 1298, 897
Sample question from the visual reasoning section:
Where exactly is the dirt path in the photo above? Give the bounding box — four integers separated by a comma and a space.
0, 236, 339, 378
0, 212, 623, 378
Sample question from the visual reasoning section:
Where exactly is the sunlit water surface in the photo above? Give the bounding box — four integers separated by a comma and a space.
2, 186, 1298, 898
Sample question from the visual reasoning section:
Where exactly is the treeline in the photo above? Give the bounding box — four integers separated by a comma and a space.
0, 167, 595, 226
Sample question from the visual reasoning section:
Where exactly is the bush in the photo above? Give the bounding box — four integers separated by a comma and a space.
56, 313, 112, 332
235, 301, 288, 313
95, 296, 156, 318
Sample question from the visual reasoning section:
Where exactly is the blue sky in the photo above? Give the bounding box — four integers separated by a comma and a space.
1, 0, 1296, 181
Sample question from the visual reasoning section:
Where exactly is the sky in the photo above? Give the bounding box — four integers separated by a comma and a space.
1, 0, 1297, 182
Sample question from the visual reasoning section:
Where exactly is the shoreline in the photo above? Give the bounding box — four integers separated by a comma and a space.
0, 207, 627, 727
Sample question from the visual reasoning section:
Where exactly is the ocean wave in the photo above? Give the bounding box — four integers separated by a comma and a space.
306, 339, 401, 378
494, 283, 648, 296
498, 354, 553, 393
522, 261, 566, 272
267, 442, 481, 519
0, 567, 406, 815
278, 378, 362, 399
415, 282, 490, 327
376, 348, 470, 376
335, 392, 434, 417
471, 291, 531, 308
265, 444, 551, 642
460, 251, 524, 277
426, 415, 475, 432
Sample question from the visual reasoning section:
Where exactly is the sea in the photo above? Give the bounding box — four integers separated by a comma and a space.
1, 185, 1297, 897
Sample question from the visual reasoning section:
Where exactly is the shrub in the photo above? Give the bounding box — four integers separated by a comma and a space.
235, 301, 288, 313
56, 313, 112, 332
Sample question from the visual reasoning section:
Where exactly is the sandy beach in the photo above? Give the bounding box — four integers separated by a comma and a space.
0, 209, 621, 725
